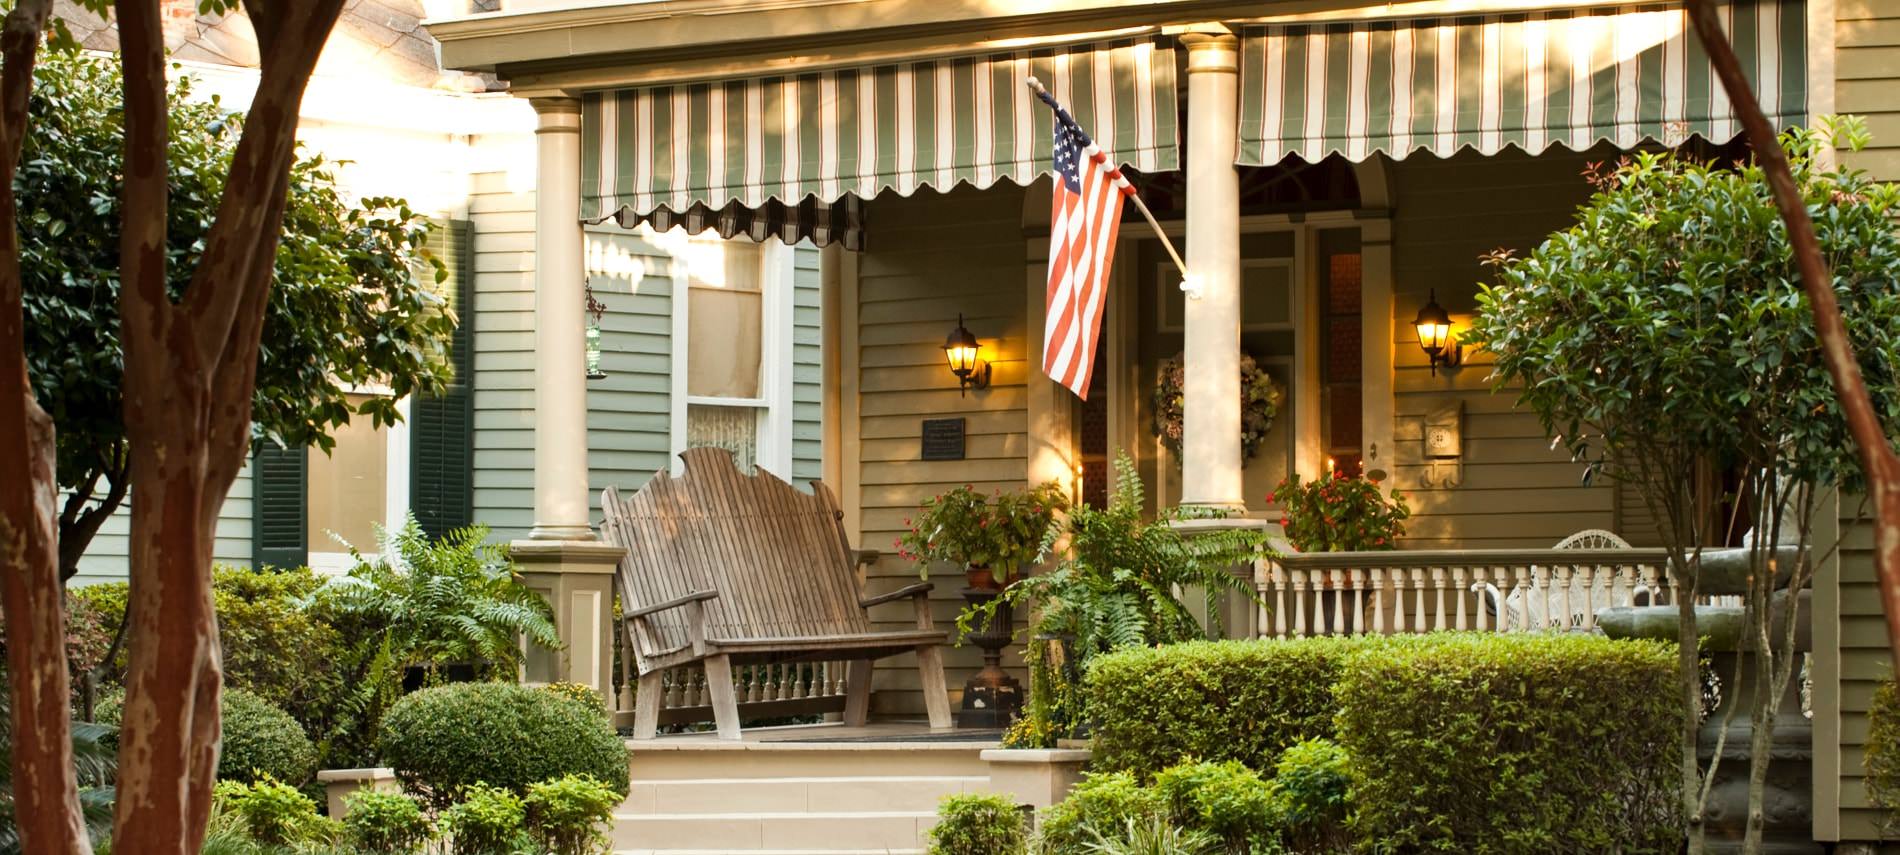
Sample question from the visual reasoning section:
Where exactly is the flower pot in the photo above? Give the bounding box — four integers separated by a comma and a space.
958, 587, 1020, 728
966, 564, 1001, 591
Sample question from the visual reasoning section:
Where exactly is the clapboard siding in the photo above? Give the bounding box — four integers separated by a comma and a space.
70, 467, 255, 585
1387, 145, 1617, 549
468, 172, 539, 540
854, 183, 1032, 715
793, 245, 826, 485
582, 222, 677, 523
1832, 0, 1900, 834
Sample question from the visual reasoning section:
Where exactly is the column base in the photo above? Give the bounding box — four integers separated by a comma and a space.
527, 523, 598, 541
511, 539, 625, 702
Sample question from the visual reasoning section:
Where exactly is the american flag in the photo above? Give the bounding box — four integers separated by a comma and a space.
1039, 93, 1133, 400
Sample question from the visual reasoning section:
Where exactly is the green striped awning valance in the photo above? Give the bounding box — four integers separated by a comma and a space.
1237, 0, 1806, 165
580, 37, 1179, 226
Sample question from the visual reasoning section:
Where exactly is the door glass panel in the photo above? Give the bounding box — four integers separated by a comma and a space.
307, 393, 388, 553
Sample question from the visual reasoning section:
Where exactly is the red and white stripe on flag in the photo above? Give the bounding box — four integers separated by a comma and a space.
1042, 137, 1131, 400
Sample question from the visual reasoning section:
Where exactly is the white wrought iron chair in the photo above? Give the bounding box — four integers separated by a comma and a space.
1477, 529, 1636, 631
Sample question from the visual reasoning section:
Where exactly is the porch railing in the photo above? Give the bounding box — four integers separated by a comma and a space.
607, 610, 850, 730
1255, 548, 1687, 638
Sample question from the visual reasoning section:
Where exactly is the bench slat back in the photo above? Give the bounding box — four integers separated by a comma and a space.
603, 448, 871, 654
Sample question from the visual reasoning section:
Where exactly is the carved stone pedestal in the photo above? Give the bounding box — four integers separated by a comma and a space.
958, 588, 1020, 728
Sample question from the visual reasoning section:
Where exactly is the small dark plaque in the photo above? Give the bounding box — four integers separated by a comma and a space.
921, 418, 966, 461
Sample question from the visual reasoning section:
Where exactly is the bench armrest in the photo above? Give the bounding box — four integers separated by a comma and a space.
860, 581, 932, 609
850, 548, 882, 568
625, 589, 719, 619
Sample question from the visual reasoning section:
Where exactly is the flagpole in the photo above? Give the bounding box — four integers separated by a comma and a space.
1025, 76, 1190, 283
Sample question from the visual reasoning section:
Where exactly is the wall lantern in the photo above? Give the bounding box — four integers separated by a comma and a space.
943, 314, 991, 397
1413, 289, 1461, 376
584, 278, 607, 380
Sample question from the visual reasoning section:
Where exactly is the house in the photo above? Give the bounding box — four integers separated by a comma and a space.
414, 0, 1895, 845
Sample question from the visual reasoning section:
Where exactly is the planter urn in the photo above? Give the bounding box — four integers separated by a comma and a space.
958, 586, 1020, 728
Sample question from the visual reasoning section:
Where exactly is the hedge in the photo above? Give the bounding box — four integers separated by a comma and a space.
1084, 637, 1369, 777
378, 681, 630, 808
1334, 633, 1682, 853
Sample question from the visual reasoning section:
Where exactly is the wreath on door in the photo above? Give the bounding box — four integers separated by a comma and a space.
1152, 351, 1282, 461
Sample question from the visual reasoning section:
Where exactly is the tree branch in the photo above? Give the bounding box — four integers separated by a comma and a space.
1686, 0, 1900, 678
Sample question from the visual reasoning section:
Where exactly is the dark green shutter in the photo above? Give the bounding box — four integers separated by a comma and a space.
410, 219, 475, 539
252, 444, 308, 569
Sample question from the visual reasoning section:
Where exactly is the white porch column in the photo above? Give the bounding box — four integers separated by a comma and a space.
528, 97, 594, 541
1179, 31, 1245, 511
513, 96, 621, 702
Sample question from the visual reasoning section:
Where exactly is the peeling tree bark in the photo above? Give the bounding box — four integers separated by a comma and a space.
0, 0, 92, 852
1686, 0, 1900, 680
106, 1, 346, 851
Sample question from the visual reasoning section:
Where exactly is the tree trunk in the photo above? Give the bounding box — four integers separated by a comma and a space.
107, 1, 347, 850
57, 458, 130, 583
1675, 562, 1707, 855
0, 0, 91, 851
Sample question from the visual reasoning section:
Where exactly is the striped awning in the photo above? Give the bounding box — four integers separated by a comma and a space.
1237, 0, 1806, 165
581, 37, 1179, 248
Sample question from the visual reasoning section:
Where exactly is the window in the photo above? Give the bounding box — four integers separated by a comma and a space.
671, 234, 796, 480
306, 393, 404, 568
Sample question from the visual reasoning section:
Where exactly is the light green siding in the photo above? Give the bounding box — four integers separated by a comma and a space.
69, 466, 255, 585
793, 246, 826, 485
468, 172, 538, 540
583, 223, 677, 521
1386, 145, 1619, 549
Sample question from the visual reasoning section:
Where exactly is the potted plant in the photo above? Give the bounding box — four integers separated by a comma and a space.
1270, 470, 1410, 552
897, 482, 1066, 727
895, 482, 1065, 590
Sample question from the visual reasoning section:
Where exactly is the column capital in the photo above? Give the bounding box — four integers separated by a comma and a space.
531, 96, 583, 133
1179, 28, 1240, 74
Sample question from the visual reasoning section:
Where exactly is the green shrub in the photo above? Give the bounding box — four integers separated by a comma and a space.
1152, 760, 1276, 852
379, 681, 630, 808
99, 687, 317, 787
928, 792, 1028, 855
524, 774, 622, 855
439, 783, 527, 855
213, 777, 339, 847
1268, 738, 1350, 852
1334, 633, 1682, 853
1078, 816, 1223, 855
1036, 771, 1162, 855
540, 681, 606, 711
1086, 638, 1366, 778
1867, 678, 1900, 833
342, 790, 433, 854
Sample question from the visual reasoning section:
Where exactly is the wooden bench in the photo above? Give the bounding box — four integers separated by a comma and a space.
601, 447, 953, 739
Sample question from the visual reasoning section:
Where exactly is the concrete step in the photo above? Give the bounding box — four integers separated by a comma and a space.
627, 743, 990, 780
612, 810, 939, 852
622, 775, 987, 815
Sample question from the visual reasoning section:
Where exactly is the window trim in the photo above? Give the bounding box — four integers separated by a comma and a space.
669, 235, 798, 480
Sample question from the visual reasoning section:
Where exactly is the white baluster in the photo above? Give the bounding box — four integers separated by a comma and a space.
1271, 565, 1289, 639
1511, 567, 1531, 632
1371, 568, 1388, 634
1452, 567, 1469, 631
1350, 569, 1366, 635
1330, 569, 1346, 636
1391, 568, 1408, 634
1311, 572, 1327, 637
1472, 568, 1490, 632
1291, 570, 1309, 637
1412, 568, 1429, 633
1431, 567, 1448, 631
1530, 566, 1551, 630
1555, 566, 1574, 631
